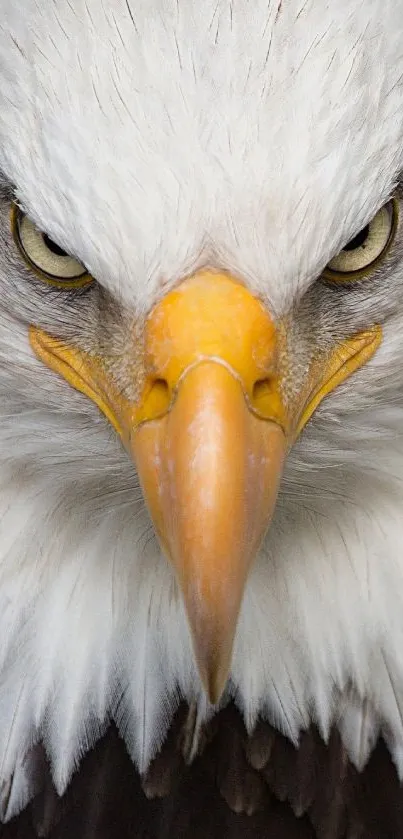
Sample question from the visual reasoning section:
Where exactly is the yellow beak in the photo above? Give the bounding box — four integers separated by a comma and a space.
130, 272, 290, 701
29, 271, 381, 703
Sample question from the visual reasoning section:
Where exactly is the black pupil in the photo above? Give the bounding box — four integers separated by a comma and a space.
343, 225, 370, 252
43, 233, 68, 257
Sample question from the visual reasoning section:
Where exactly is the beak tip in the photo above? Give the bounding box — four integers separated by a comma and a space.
199, 656, 230, 706
206, 685, 225, 706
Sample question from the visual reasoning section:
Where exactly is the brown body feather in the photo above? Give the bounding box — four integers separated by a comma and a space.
2, 704, 402, 838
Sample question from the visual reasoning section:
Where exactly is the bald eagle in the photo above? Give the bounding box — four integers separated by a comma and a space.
0, 0, 403, 836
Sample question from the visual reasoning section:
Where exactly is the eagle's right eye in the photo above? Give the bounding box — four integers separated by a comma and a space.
324, 199, 398, 281
11, 204, 93, 290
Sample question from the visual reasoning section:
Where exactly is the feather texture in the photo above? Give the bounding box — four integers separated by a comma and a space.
3, 707, 403, 839
0, 0, 402, 310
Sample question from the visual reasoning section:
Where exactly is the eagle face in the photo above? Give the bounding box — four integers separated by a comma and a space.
0, 0, 403, 820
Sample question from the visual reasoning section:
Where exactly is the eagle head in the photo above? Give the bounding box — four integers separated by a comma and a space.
0, 0, 402, 819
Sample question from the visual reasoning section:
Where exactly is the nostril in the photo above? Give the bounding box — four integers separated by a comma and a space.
144, 377, 171, 419
252, 377, 276, 404
152, 378, 170, 398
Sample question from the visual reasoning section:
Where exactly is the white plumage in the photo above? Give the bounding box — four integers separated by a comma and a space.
0, 0, 403, 824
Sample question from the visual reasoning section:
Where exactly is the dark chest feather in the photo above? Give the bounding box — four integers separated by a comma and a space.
1, 704, 402, 838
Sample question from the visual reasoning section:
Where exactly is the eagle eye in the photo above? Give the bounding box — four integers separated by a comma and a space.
11, 205, 93, 289
324, 198, 398, 281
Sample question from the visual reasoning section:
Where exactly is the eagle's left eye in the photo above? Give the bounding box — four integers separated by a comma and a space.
324, 198, 398, 280
11, 205, 92, 289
